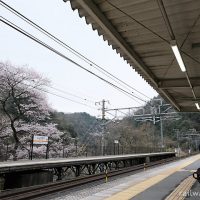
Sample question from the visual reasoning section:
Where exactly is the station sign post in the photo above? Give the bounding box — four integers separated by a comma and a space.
114, 140, 119, 155
30, 135, 49, 160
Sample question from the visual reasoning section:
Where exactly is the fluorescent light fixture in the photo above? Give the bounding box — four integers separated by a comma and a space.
195, 103, 200, 110
170, 40, 186, 72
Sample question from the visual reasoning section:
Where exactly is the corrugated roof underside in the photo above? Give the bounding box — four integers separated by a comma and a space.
67, 0, 200, 112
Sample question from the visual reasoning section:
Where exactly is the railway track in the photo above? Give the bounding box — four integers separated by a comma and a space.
0, 157, 176, 200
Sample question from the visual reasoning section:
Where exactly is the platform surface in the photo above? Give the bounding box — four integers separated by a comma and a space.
0, 152, 174, 173
105, 155, 200, 200
45, 154, 200, 200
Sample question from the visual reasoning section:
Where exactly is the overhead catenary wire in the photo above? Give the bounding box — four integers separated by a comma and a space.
106, 111, 116, 118
46, 85, 96, 104
39, 88, 97, 110
0, 0, 151, 100
0, 17, 147, 104
105, 109, 128, 118
104, 102, 127, 117
79, 120, 102, 146
49, 84, 141, 105
20, 81, 97, 110
117, 110, 128, 116
0, 66, 97, 110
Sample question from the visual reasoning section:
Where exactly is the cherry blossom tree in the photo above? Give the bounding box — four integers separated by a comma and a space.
16, 123, 64, 158
0, 114, 10, 160
0, 62, 65, 160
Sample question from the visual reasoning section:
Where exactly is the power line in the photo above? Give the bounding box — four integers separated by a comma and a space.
117, 110, 128, 116
21, 82, 97, 110
1, 16, 147, 104
80, 120, 102, 147
0, 0, 151, 100
1, 66, 97, 110
106, 111, 116, 118
46, 85, 95, 104
38, 88, 97, 110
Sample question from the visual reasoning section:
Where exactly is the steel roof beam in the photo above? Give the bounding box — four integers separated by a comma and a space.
157, 0, 175, 40
157, 0, 199, 110
159, 77, 200, 89
176, 97, 200, 101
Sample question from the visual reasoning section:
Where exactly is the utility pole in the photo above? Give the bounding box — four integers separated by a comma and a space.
173, 129, 180, 156
153, 99, 164, 148
95, 99, 109, 120
75, 138, 78, 157
105, 99, 180, 149
102, 99, 106, 120
160, 116, 164, 148
95, 99, 109, 155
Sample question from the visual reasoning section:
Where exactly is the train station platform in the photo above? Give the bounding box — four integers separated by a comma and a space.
0, 152, 174, 173
0, 152, 175, 190
61, 154, 200, 200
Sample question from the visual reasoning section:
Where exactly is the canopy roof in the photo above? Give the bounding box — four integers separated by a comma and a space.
66, 0, 200, 112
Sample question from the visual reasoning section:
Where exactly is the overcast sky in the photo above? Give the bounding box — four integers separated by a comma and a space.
0, 0, 157, 118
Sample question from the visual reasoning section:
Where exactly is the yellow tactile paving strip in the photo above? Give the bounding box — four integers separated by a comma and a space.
165, 175, 196, 200
105, 155, 200, 200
